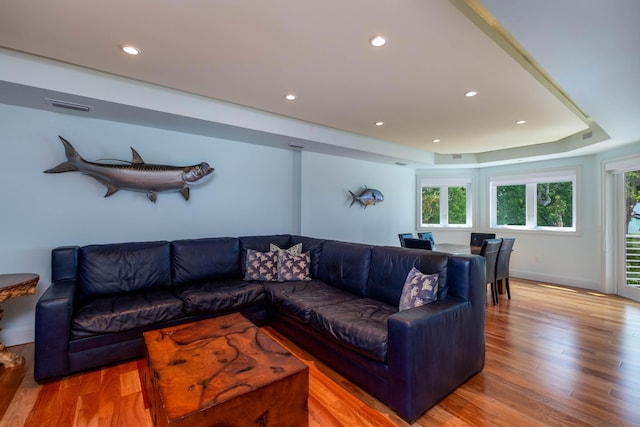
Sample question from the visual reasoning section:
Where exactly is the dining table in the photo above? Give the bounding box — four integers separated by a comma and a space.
433, 243, 472, 255
433, 243, 507, 295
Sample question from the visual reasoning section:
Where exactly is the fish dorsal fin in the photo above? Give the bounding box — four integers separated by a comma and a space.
130, 148, 145, 164
180, 186, 190, 201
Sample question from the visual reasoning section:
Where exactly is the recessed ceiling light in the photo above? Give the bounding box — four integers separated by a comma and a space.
369, 35, 387, 47
284, 94, 296, 101
375, 121, 384, 126
121, 45, 141, 55
432, 139, 441, 143
516, 120, 527, 125
464, 91, 477, 97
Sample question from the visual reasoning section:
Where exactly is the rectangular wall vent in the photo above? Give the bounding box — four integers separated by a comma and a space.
452, 154, 462, 159
45, 98, 92, 112
582, 131, 593, 140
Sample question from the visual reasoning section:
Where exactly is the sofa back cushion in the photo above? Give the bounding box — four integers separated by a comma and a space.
290, 235, 324, 278
367, 246, 449, 305
317, 240, 372, 296
78, 241, 171, 299
171, 237, 241, 285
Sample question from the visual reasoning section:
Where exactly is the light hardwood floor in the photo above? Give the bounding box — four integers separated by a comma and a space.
1, 278, 640, 426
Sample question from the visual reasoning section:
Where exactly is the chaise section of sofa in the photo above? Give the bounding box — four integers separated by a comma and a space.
266, 242, 486, 422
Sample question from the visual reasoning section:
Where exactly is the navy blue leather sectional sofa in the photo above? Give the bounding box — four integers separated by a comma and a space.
34, 234, 486, 422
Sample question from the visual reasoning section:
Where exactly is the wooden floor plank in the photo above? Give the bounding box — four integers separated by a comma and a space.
2, 279, 640, 426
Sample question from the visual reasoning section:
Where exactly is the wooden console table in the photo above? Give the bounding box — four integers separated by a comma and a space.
0, 273, 39, 368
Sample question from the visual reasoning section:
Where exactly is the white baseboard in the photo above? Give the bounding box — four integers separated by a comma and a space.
0, 327, 34, 347
511, 269, 602, 291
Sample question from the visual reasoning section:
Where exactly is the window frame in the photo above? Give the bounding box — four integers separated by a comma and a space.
489, 168, 578, 233
417, 176, 473, 229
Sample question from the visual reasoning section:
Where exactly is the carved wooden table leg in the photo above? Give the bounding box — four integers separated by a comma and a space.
0, 306, 25, 367
0, 273, 39, 368
0, 343, 25, 368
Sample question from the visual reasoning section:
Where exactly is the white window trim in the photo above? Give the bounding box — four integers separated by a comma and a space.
417, 176, 473, 229
489, 168, 578, 233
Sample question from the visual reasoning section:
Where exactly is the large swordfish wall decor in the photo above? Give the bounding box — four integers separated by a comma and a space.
45, 136, 214, 203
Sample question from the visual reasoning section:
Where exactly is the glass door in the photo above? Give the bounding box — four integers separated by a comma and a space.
620, 170, 640, 301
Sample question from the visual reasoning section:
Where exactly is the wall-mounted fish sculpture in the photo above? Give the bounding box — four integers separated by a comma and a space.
44, 136, 213, 203
349, 186, 384, 208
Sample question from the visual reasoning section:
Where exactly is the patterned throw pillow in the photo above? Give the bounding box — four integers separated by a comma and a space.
277, 251, 312, 282
399, 267, 438, 310
244, 249, 278, 281
270, 242, 303, 255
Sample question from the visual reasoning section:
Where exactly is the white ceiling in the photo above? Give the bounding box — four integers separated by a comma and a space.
0, 0, 638, 165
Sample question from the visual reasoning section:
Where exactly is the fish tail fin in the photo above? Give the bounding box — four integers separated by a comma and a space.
44, 136, 83, 173
349, 190, 357, 206
58, 136, 83, 162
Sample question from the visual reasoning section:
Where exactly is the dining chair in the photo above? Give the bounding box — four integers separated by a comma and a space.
403, 238, 433, 250
495, 237, 515, 300
480, 238, 502, 305
417, 232, 436, 247
398, 233, 414, 247
470, 232, 497, 254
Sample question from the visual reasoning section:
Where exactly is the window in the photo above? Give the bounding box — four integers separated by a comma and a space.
419, 177, 472, 228
490, 169, 577, 231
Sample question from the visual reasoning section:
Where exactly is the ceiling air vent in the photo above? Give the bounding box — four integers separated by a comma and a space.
45, 98, 92, 112
582, 131, 593, 140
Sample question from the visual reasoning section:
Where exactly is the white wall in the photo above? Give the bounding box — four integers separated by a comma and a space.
300, 152, 415, 246
478, 156, 602, 289
418, 154, 614, 290
0, 104, 297, 346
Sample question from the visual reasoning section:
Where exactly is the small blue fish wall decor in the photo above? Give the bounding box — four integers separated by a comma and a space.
349, 186, 384, 208
44, 136, 214, 203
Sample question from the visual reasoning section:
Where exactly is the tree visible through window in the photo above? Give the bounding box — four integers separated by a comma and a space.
537, 182, 573, 227
491, 170, 576, 231
422, 187, 440, 224
626, 170, 640, 286
448, 186, 467, 224
419, 178, 472, 228
496, 185, 526, 226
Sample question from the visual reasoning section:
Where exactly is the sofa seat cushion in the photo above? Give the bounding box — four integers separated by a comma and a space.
309, 298, 397, 363
71, 289, 183, 339
265, 280, 359, 323
173, 279, 265, 314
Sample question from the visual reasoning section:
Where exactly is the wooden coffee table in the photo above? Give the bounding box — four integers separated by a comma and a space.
142, 313, 308, 427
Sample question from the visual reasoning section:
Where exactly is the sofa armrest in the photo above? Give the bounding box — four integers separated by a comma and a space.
387, 297, 484, 422
34, 279, 76, 382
